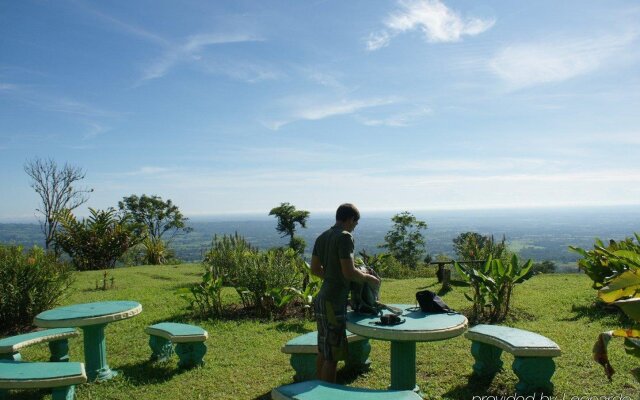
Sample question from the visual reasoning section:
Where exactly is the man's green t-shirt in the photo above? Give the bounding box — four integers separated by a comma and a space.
313, 225, 354, 308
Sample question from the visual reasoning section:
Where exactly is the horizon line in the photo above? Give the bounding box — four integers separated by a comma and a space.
2, 203, 639, 223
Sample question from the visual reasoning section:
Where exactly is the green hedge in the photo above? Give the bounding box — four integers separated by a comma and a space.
0, 244, 74, 335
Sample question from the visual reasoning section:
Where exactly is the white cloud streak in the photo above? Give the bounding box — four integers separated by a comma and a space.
368, 0, 495, 50
72, 0, 170, 47
359, 106, 432, 127
264, 97, 398, 130
0, 83, 18, 92
140, 34, 264, 82
489, 32, 638, 89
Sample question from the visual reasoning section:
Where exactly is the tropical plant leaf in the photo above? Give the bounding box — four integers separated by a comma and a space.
598, 269, 640, 303
454, 262, 470, 282
514, 260, 533, 283
612, 250, 640, 268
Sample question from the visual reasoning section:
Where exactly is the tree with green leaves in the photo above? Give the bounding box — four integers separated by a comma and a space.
453, 232, 508, 262
54, 208, 141, 270
118, 194, 192, 265
268, 202, 310, 254
379, 211, 427, 268
118, 194, 192, 242
531, 260, 556, 274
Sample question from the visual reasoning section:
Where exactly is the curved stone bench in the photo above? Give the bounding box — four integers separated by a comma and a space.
281, 330, 370, 381
465, 324, 561, 394
272, 380, 422, 400
145, 322, 208, 368
0, 360, 86, 400
0, 328, 78, 362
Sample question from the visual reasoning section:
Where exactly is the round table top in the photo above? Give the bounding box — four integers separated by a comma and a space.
34, 301, 142, 328
346, 304, 468, 342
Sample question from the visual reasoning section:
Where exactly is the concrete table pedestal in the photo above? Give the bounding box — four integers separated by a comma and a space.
347, 304, 468, 394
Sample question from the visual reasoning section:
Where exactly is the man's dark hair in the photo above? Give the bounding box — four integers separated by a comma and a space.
336, 203, 360, 222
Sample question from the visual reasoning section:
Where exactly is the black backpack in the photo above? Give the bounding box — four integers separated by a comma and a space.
415, 290, 454, 313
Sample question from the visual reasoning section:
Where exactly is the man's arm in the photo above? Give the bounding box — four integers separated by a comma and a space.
340, 257, 380, 286
310, 255, 325, 279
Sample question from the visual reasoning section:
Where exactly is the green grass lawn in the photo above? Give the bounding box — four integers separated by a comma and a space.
10, 265, 640, 399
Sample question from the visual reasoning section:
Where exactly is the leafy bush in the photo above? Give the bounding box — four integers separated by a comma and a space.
289, 274, 321, 315
202, 233, 258, 285
235, 248, 304, 316
186, 235, 308, 319
455, 254, 533, 323
177, 268, 224, 319
531, 260, 556, 275
55, 208, 141, 270
142, 237, 180, 265
570, 234, 640, 289
0, 245, 74, 335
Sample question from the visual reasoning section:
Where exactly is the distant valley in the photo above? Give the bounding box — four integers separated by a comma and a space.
2, 206, 639, 272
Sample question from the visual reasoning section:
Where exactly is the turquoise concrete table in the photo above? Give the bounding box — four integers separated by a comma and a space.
346, 304, 467, 393
34, 301, 142, 382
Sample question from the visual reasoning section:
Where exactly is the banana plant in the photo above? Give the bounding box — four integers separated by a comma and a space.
587, 241, 640, 380
455, 254, 532, 323
570, 233, 640, 289
266, 287, 297, 313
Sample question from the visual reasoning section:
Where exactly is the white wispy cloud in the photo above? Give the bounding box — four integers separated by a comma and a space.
119, 166, 175, 176
0, 83, 18, 91
0, 83, 119, 120
72, 0, 170, 47
140, 33, 264, 82
403, 157, 563, 173
489, 32, 638, 89
367, 0, 495, 51
264, 97, 398, 130
73, 1, 272, 84
359, 106, 432, 127
198, 58, 281, 84
39, 97, 116, 118
83, 122, 109, 139
304, 69, 347, 91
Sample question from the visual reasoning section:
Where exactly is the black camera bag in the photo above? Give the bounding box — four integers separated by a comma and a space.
415, 290, 454, 313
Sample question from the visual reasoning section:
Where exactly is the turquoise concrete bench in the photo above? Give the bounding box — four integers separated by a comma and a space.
0, 360, 86, 400
465, 324, 562, 394
145, 322, 208, 368
272, 380, 422, 400
281, 330, 371, 381
0, 328, 78, 362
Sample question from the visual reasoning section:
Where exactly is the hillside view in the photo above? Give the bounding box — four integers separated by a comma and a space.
3, 206, 638, 271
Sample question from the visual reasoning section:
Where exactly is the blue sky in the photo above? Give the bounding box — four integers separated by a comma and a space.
1, 0, 639, 220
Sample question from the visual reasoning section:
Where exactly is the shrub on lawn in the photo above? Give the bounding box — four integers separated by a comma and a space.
456, 254, 533, 323
202, 233, 258, 285
54, 208, 142, 270
0, 244, 74, 335
177, 267, 224, 319
183, 235, 309, 319
235, 248, 304, 317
